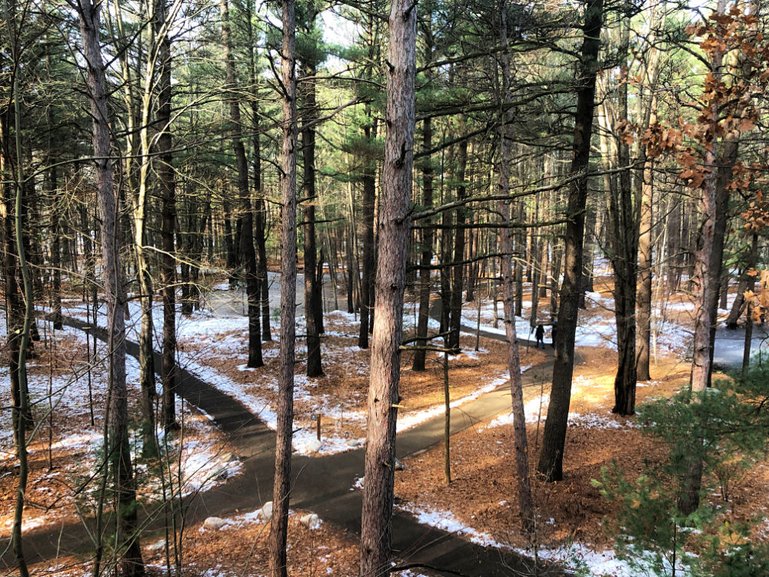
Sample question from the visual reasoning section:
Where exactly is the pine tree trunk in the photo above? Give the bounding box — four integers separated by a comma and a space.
538, 0, 603, 482
359, 1, 416, 573
346, 219, 355, 313
529, 193, 541, 327
497, 5, 534, 532
78, 1, 144, 572
256, 198, 272, 340
4, 23, 33, 570
269, 2, 297, 575
448, 138, 467, 351
635, 17, 661, 381
156, 0, 179, 431
466, 218, 478, 303
681, 3, 734, 512
247, 28, 271, 342
636, 152, 654, 380
302, 59, 323, 376
413, 115, 434, 372
601, 25, 638, 416
514, 202, 525, 317
50, 165, 63, 331
221, 0, 262, 368
358, 116, 377, 349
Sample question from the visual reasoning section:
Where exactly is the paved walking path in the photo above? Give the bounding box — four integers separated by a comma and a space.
3, 304, 563, 577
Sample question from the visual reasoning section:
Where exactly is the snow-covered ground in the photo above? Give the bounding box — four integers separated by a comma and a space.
174, 315, 514, 454
47, 276, 769, 460
458, 287, 768, 363
0, 311, 241, 535
398, 501, 689, 577
49, 294, 512, 456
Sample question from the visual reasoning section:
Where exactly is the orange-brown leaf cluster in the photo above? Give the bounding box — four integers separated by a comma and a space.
742, 191, 769, 232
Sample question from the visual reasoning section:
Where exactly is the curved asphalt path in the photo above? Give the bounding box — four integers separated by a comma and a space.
2, 304, 563, 577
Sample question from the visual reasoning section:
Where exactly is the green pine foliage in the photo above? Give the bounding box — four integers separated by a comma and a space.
594, 364, 769, 577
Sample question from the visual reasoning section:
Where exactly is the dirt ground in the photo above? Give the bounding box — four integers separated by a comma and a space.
395, 347, 683, 550
23, 512, 361, 577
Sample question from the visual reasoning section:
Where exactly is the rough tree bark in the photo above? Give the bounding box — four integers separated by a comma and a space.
448, 137, 468, 351
358, 111, 377, 349
359, 0, 416, 573
245, 4, 271, 342
77, 0, 145, 573
302, 56, 323, 376
155, 0, 179, 431
538, 0, 603, 482
679, 0, 737, 515
497, 1, 534, 533
635, 8, 662, 382
269, 1, 297, 575
412, 113, 434, 372
221, 0, 262, 368
600, 21, 638, 416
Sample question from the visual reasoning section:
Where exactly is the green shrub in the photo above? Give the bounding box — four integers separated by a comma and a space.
594, 365, 769, 576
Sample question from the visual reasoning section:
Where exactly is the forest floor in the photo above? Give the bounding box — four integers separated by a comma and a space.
3, 266, 769, 577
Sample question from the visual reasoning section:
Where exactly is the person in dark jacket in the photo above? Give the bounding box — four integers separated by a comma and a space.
535, 324, 545, 349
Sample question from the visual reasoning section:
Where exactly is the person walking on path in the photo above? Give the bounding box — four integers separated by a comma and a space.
535, 324, 545, 349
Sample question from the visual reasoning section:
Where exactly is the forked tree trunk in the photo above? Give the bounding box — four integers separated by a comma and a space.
680, 0, 735, 514
269, 2, 297, 575
78, 1, 144, 573
538, 0, 603, 482
602, 22, 638, 416
359, 0, 416, 573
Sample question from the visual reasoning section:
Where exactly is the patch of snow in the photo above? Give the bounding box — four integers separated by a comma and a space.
568, 412, 636, 429
664, 300, 696, 312
532, 543, 692, 577
655, 320, 692, 355
485, 391, 549, 429
575, 319, 618, 350
396, 374, 508, 432
396, 503, 506, 549
178, 351, 366, 456
397, 493, 691, 577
